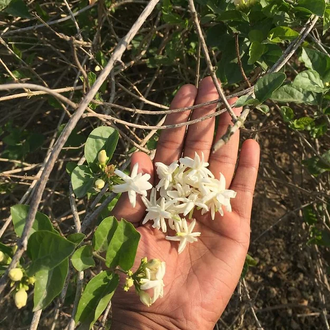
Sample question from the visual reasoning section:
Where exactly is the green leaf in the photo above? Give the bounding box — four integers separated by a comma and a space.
0, 0, 12, 11
320, 230, 330, 247
93, 216, 118, 253
84, 127, 119, 172
248, 41, 267, 65
300, 48, 330, 78
75, 271, 119, 329
291, 117, 314, 130
297, 0, 325, 16
207, 24, 227, 47
71, 246, 95, 271
27, 231, 75, 274
256, 104, 269, 113
105, 218, 140, 271
67, 233, 86, 245
248, 29, 265, 43
303, 150, 330, 176
280, 106, 294, 122
292, 70, 325, 93
268, 26, 299, 43
234, 95, 259, 107
71, 165, 95, 198
4, 0, 31, 18
66, 161, 77, 175
255, 72, 286, 103
217, 10, 249, 22
271, 84, 319, 104
11, 204, 54, 238
303, 205, 318, 225
323, 7, 330, 34
0, 242, 12, 257
33, 258, 68, 311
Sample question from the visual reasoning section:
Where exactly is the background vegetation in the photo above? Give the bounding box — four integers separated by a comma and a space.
0, 0, 329, 329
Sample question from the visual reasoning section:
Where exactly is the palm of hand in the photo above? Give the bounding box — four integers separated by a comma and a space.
111, 77, 259, 330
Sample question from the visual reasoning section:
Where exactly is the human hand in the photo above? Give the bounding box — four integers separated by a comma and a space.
110, 77, 260, 330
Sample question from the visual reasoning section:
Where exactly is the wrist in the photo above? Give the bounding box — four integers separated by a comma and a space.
111, 308, 179, 330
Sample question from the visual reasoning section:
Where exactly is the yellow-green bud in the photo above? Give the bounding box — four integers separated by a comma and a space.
146, 259, 162, 271
233, 0, 256, 9
9, 268, 23, 282
27, 276, 36, 285
0, 251, 5, 263
94, 179, 105, 190
139, 291, 152, 307
98, 150, 108, 165
14, 289, 28, 309
126, 277, 134, 287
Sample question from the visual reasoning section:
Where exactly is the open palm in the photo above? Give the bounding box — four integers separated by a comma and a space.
111, 77, 260, 330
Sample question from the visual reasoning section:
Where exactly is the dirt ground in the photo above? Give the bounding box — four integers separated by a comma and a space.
219, 112, 330, 330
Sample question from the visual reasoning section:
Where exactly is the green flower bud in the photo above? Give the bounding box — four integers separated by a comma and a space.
145, 259, 162, 271
9, 268, 23, 282
14, 289, 28, 309
233, 0, 256, 9
123, 277, 134, 292
98, 150, 108, 165
94, 179, 105, 190
27, 276, 36, 285
0, 251, 5, 263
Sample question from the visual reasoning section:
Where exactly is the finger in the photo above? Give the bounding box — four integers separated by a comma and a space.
183, 76, 218, 160
230, 139, 260, 224
111, 152, 153, 225
209, 98, 242, 187
154, 84, 197, 165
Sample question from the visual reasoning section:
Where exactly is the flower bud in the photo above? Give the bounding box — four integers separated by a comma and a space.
98, 150, 108, 165
233, 0, 256, 9
14, 289, 28, 309
139, 290, 152, 307
27, 276, 36, 285
145, 259, 162, 272
94, 179, 105, 190
123, 277, 134, 292
9, 268, 23, 282
0, 251, 5, 263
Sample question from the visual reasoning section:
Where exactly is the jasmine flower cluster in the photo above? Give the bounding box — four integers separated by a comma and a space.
112, 152, 236, 254
143, 152, 236, 253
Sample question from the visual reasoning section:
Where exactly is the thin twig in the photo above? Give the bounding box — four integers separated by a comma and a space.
188, 0, 237, 122
235, 33, 251, 88
29, 310, 42, 330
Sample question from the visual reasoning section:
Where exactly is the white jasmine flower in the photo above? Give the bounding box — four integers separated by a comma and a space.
179, 152, 214, 184
172, 193, 208, 217
155, 161, 178, 190
140, 259, 166, 304
201, 173, 237, 219
112, 163, 152, 208
166, 218, 201, 254
142, 189, 173, 232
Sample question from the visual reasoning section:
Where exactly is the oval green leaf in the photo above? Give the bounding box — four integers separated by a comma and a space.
75, 271, 119, 329
105, 218, 140, 271
84, 127, 119, 172
71, 165, 95, 198
11, 204, 54, 238
92, 216, 118, 253
27, 230, 75, 274
255, 72, 286, 103
33, 258, 69, 311
71, 245, 95, 271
